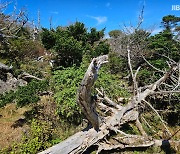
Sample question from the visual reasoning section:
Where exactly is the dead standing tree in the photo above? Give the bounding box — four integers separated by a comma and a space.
0, 1, 29, 61
39, 53, 180, 153
0, 2, 28, 39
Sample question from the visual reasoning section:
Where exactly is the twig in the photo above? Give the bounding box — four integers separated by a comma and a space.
167, 128, 180, 140
142, 55, 164, 73
96, 88, 121, 109
135, 118, 147, 136
153, 91, 180, 94
142, 99, 171, 136
141, 117, 151, 129
136, 4, 144, 29
127, 45, 139, 96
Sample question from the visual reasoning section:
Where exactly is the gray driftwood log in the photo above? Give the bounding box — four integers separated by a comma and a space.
39, 55, 179, 154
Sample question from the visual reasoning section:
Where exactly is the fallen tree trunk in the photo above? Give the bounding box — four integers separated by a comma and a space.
39, 129, 179, 154
39, 55, 179, 154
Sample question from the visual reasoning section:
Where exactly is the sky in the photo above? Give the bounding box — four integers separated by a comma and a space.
2, 0, 180, 35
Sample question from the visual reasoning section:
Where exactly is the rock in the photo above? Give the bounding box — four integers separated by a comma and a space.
0, 73, 27, 94
0, 62, 12, 71
0, 62, 27, 94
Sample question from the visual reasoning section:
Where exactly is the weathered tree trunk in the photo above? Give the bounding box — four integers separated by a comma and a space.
76, 55, 108, 130
39, 55, 179, 154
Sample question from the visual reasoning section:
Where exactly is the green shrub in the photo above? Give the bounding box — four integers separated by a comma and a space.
0, 90, 16, 107
53, 65, 129, 124
95, 67, 130, 99
137, 69, 153, 86
149, 59, 167, 70
53, 66, 84, 124
10, 119, 53, 154
108, 52, 128, 74
0, 80, 49, 108
93, 41, 110, 57
54, 36, 84, 67
16, 80, 49, 107
41, 22, 110, 68
136, 59, 167, 86
41, 28, 56, 50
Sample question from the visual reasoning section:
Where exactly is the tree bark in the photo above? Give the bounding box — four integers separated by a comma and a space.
76, 55, 108, 130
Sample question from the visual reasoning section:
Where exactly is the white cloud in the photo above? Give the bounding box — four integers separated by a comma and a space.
88, 15, 107, 25
106, 2, 110, 8
50, 11, 59, 15
104, 33, 110, 39
151, 28, 163, 35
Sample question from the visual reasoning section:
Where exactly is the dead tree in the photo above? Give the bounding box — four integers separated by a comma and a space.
39, 7, 179, 154
0, 2, 28, 39
39, 54, 180, 154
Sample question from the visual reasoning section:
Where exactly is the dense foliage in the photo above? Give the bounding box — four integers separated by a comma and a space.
108, 30, 123, 38
0, 18, 42, 65
41, 22, 109, 67
53, 64, 129, 124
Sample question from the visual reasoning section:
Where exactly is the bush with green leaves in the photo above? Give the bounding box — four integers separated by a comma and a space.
41, 28, 56, 50
108, 52, 128, 74
108, 30, 123, 38
53, 66, 84, 124
0, 80, 49, 108
67, 22, 88, 42
53, 64, 129, 124
40, 22, 110, 67
8, 119, 53, 154
54, 35, 84, 67
0, 90, 15, 107
95, 66, 130, 99
148, 30, 180, 62
136, 69, 153, 86
93, 41, 110, 57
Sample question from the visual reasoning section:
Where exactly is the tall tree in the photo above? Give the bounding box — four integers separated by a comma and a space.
108, 30, 123, 38
161, 15, 180, 31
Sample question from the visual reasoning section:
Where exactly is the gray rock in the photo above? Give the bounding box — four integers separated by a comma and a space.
0, 62, 27, 94
0, 72, 27, 94
0, 62, 12, 71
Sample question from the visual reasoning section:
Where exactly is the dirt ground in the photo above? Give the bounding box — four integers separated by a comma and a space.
0, 103, 30, 149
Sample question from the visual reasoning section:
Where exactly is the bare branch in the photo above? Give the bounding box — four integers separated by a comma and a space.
135, 118, 147, 136
96, 88, 122, 110
142, 55, 165, 73
153, 90, 180, 94
136, 5, 144, 29
127, 45, 134, 78
40, 57, 179, 154
142, 99, 171, 136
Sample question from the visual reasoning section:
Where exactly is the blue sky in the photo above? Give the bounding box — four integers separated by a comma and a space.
3, 0, 180, 34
